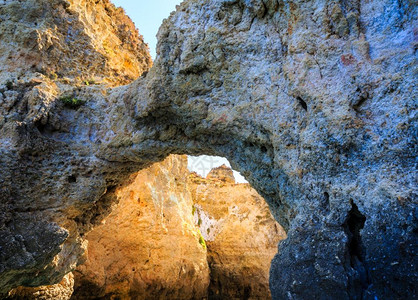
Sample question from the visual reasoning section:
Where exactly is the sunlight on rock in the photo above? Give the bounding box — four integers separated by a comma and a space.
187, 155, 248, 183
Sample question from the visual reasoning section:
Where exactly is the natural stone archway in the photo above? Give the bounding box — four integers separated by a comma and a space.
71, 156, 284, 299
122, 1, 417, 297
0, 0, 416, 299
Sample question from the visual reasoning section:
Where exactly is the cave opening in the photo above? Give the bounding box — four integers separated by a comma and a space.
71, 154, 286, 300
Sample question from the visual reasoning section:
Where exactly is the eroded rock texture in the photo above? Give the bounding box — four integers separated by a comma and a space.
73, 159, 282, 299
0, 0, 151, 86
0, 0, 417, 299
6, 273, 74, 300
0, 0, 151, 295
72, 155, 210, 299
189, 165, 286, 299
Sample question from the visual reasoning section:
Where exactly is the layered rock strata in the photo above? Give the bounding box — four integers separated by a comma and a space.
189, 165, 286, 299
0, 0, 416, 299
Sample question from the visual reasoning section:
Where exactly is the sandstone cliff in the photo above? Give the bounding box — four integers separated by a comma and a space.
0, 0, 416, 299
0, 0, 151, 86
72, 159, 284, 300
72, 155, 210, 299
189, 165, 286, 299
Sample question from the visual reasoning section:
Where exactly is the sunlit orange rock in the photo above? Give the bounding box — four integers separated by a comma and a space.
72, 155, 210, 299
7, 273, 74, 300
189, 166, 287, 299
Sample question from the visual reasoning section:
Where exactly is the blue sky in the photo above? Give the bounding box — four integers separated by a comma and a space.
112, 0, 181, 59
111, 1, 248, 183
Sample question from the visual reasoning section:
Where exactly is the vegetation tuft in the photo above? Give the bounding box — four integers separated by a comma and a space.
84, 79, 96, 86
60, 96, 85, 109
198, 230, 206, 250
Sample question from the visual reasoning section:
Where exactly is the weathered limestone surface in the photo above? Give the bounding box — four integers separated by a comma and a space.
7, 273, 74, 300
131, 1, 417, 298
0, 0, 416, 299
72, 155, 209, 299
0, 0, 151, 295
189, 165, 286, 299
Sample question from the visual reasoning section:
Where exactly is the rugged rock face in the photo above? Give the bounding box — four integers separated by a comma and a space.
0, 0, 151, 295
0, 0, 151, 86
0, 0, 416, 299
189, 166, 286, 299
131, 1, 417, 298
73, 159, 282, 300
72, 155, 209, 299
205, 164, 235, 183
6, 273, 74, 300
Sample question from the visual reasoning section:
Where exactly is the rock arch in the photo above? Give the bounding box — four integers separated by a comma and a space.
0, 0, 416, 299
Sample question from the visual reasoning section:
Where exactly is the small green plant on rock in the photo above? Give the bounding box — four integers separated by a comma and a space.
60, 96, 85, 109
198, 230, 206, 250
